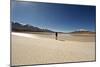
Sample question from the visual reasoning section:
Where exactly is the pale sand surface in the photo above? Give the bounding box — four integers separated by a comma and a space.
11, 32, 95, 66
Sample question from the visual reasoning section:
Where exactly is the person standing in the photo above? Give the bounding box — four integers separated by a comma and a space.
55, 32, 58, 40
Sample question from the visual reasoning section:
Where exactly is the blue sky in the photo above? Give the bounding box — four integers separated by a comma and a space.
11, 1, 96, 32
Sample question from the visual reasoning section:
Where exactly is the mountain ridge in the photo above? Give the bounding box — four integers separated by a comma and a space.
12, 22, 54, 32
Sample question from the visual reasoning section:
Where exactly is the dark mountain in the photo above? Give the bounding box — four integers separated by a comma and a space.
12, 22, 54, 32
70, 30, 96, 34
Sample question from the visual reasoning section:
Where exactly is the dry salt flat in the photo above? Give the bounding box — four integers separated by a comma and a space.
11, 32, 95, 66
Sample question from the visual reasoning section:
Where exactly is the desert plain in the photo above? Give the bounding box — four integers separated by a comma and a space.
11, 32, 96, 66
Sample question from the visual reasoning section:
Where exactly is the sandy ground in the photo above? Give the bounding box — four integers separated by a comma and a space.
11, 32, 96, 66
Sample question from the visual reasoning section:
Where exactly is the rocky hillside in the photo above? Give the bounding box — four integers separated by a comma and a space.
12, 22, 54, 32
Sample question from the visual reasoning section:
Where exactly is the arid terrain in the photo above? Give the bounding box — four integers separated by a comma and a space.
11, 32, 96, 66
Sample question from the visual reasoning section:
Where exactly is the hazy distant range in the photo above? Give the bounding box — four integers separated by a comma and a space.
12, 21, 95, 34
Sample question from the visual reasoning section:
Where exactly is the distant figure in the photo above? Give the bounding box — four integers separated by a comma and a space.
55, 32, 58, 40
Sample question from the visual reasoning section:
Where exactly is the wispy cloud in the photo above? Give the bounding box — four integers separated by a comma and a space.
77, 28, 88, 31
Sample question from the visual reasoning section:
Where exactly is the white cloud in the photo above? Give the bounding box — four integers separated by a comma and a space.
77, 28, 88, 31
